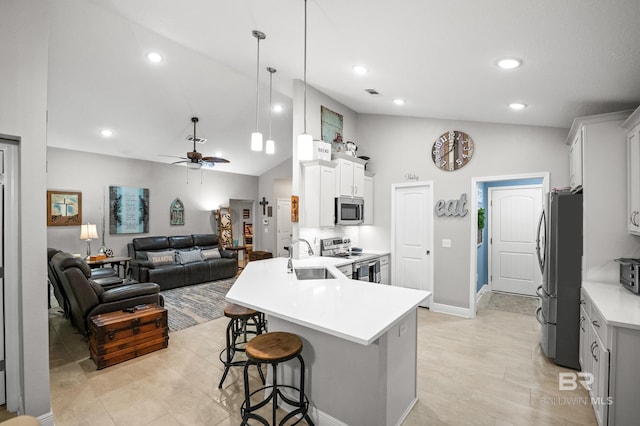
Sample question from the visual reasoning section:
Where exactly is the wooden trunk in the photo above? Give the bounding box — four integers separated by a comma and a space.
88, 304, 169, 369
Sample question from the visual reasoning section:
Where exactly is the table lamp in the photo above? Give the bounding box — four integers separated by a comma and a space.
80, 223, 99, 260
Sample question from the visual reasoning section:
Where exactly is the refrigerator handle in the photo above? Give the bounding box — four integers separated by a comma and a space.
535, 209, 545, 274
535, 307, 545, 325
535, 285, 544, 298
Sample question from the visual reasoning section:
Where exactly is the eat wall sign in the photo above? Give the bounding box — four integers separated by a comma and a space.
435, 193, 469, 217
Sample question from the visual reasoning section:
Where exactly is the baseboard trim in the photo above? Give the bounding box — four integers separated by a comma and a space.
308, 406, 348, 426
39, 411, 55, 426
476, 284, 489, 304
395, 397, 418, 426
430, 303, 473, 318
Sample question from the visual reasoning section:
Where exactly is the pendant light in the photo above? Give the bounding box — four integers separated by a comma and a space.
265, 67, 276, 155
251, 30, 266, 152
297, 0, 313, 161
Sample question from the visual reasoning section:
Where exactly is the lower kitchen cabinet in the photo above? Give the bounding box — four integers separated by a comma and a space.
581, 284, 640, 425
380, 255, 390, 284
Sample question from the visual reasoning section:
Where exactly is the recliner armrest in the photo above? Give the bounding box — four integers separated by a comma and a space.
100, 282, 160, 303
220, 250, 236, 259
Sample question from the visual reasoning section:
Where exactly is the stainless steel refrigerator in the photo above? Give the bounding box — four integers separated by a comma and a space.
535, 190, 583, 370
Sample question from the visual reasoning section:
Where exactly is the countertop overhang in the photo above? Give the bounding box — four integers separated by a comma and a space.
225, 257, 431, 345
583, 280, 640, 330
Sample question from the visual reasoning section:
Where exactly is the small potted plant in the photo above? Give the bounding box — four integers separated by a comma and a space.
478, 207, 486, 244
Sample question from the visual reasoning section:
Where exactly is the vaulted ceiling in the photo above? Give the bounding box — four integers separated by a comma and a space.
46, 0, 640, 176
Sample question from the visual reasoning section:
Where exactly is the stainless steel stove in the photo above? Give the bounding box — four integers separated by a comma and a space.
320, 238, 381, 283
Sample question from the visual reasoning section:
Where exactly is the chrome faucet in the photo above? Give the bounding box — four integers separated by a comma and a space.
287, 238, 314, 273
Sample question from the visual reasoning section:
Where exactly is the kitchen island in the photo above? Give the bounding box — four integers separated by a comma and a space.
225, 256, 431, 426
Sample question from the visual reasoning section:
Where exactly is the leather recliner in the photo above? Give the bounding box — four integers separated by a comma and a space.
51, 252, 163, 335
47, 248, 123, 317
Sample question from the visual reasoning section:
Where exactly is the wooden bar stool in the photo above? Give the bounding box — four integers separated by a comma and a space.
241, 332, 314, 426
218, 303, 266, 389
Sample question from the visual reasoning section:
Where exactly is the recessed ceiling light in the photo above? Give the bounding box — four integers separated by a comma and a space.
496, 58, 522, 70
509, 103, 527, 110
100, 129, 114, 137
393, 98, 406, 105
215, 151, 222, 157
352, 65, 368, 75
146, 52, 163, 63
272, 104, 284, 113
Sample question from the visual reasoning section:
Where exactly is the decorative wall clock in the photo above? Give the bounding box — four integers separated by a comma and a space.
432, 130, 474, 171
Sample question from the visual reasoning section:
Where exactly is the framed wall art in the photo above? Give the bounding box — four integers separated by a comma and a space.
47, 190, 82, 226
321, 106, 344, 152
170, 197, 184, 226
109, 186, 149, 234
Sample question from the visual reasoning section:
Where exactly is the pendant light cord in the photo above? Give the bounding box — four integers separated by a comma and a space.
303, 0, 308, 134
255, 36, 261, 132
268, 69, 274, 139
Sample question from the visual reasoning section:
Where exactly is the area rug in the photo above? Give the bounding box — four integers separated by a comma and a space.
481, 291, 539, 316
161, 277, 236, 332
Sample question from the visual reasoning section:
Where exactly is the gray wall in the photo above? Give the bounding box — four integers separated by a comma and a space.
257, 158, 292, 254
357, 115, 570, 308
0, 0, 51, 419
47, 148, 258, 256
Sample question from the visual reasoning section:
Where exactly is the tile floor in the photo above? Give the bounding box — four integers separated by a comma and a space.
49, 292, 597, 425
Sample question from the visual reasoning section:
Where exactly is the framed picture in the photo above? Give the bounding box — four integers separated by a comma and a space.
109, 186, 149, 234
47, 190, 82, 226
321, 106, 344, 152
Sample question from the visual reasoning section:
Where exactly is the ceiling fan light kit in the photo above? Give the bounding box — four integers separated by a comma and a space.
297, 0, 314, 161
251, 30, 266, 152
166, 116, 230, 169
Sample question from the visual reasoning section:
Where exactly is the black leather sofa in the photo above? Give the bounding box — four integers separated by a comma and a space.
127, 234, 237, 291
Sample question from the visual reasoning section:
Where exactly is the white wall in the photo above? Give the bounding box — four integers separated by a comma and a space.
47, 148, 258, 255
0, 0, 51, 420
357, 114, 570, 308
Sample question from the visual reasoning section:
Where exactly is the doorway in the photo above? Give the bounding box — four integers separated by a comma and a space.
488, 185, 543, 296
469, 173, 549, 318
391, 182, 434, 307
276, 198, 292, 257
229, 199, 255, 265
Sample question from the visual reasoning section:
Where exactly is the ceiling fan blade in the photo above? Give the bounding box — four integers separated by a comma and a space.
171, 160, 188, 165
201, 156, 230, 163
159, 154, 188, 160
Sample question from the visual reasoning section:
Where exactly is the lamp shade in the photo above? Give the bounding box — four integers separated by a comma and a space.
265, 139, 275, 155
80, 223, 98, 240
251, 132, 263, 151
297, 133, 313, 161
187, 161, 202, 170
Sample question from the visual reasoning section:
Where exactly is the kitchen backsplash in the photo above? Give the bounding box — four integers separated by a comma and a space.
299, 226, 360, 257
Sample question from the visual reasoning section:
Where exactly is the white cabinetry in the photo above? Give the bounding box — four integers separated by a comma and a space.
622, 107, 640, 235
333, 156, 365, 198
566, 111, 635, 282
580, 283, 640, 426
363, 174, 373, 225
337, 263, 353, 278
301, 160, 336, 228
569, 127, 583, 192
580, 289, 610, 426
380, 255, 390, 285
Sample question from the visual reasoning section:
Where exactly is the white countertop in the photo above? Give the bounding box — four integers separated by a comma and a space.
225, 257, 430, 345
583, 281, 640, 330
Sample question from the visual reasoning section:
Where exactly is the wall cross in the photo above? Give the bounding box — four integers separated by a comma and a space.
259, 197, 269, 215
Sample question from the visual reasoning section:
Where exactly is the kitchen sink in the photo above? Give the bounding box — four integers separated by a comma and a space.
294, 267, 336, 280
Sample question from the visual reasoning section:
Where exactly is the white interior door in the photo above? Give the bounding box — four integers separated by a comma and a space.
392, 183, 433, 307
489, 186, 543, 296
276, 198, 292, 257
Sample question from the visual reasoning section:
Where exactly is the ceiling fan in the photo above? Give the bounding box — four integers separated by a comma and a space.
165, 117, 230, 169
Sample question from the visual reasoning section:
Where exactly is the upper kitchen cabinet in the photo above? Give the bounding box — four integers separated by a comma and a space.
363, 173, 374, 225
301, 160, 336, 228
622, 106, 640, 235
569, 127, 583, 192
332, 155, 366, 198
566, 110, 635, 282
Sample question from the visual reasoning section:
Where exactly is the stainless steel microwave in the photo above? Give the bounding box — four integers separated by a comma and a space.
335, 197, 364, 225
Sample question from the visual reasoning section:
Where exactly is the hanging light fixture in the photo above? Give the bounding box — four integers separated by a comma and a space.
297, 0, 313, 161
266, 67, 277, 155
251, 30, 266, 152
